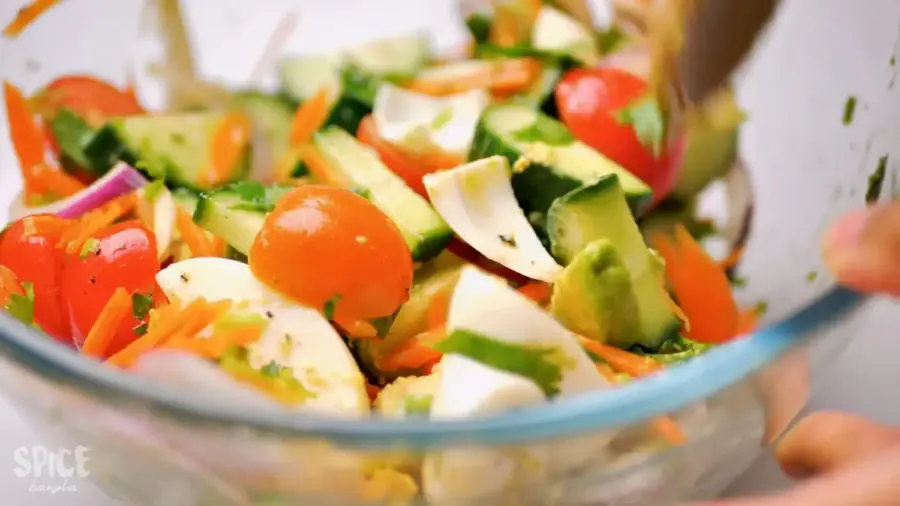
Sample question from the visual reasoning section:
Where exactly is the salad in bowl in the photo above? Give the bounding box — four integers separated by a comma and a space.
0, 0, 783, 504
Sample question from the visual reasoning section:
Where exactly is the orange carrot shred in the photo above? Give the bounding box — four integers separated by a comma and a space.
650, 416, 687, 446
577, 336, 662, 377
651, 225, 739, 344
200, 111, 252, 188
405, 58, 541, 97
719, 246, 745, 271
378, 325, 445, 372
0, 265, 25, 306
31, 162, 86, 197
175, 207, 214, 258
518, 282, 553, 306
81, 287, 132, 358
2, 0, 61, 37
296, 144, 347, 186
289, 87, 331, 147
425, 289, 452, 329
334, 315, 379, 340
4, 81, 51, 201
60, 194, 138, 255
366, 383, 382, 402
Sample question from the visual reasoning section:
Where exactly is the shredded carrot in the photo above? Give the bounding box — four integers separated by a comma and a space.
378, 325, 445, 372
652, 225, 739, 344
334, 315, 379, 340
4, 81, 51, 201
106, 298, 232, 368
518, 282, 553, 306
719, 246, 745, 271
175, 207, 215, 258
200, 112, 252, 188
209, 236, 228, 258
425, 290, 452, 329
289, 87, 331, 147
577, 336, 662, 377
0, 265, 25, 306
31, 162, 86, 197
594, 361, 618, 383
81, 288, 131, 358
405, 58, 542, 97
202, 320, 266, 357
296, 144, 347, 186
735, 306, 761, 336
59, 193, 138, 255
155, 334, 218, 358
2, 0, 61, 37
650, 416, 687, 445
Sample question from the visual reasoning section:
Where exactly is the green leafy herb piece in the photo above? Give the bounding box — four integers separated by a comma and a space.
369, 314, 395, 339
403, 394, 433, 416
341, 65, 380, 106
144, 179, 166, 202
79, 238, 101, 259
596, 26, 626, 54
134, 142, 168, 181
5, 282, 35, 326
512, 116, 574, 146
866, 155, 888, 203
435, 329, 564, 397
132, 322, 148, 336
842, 96, 857, 125
806, 271, 818, 283
615, 96, 666, 157
227, 181, 293, 213
431, 107, 453, 129
754, 301, 769, 317
350, 185, 372, 200
323, 294, 342, 320
219, 347, 313, 402
131, 293, 154, 321
261, 360, 284, 378
465, 13, 492, 44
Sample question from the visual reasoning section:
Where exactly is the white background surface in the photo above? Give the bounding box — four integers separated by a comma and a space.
0, 0, 899, 504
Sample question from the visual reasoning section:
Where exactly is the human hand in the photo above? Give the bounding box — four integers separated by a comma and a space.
694, 203, 900, 505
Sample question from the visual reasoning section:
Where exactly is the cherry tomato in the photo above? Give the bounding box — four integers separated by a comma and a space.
250, 185, 413, 320
37, 75, 145, 123
61, 221, 162, 356
0, 214, 72, 343
357, 115, 462, 198
555, 67, 681, 203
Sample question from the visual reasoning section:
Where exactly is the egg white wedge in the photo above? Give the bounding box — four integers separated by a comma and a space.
373, 82, 489, 158
155, 258, 369, 417
425, 266, 616, 488
424, 156, 563, 282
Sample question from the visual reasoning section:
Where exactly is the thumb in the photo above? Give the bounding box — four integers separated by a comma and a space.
823, 202, 900, 295
694, 448, 900, 506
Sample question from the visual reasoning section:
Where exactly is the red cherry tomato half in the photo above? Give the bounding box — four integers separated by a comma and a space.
0, 214, 73, 343
357, 115, 462, 198
250, 185, 413, 321
38, 75, 145, 122
555, 67, 681, 204
61, 221, 162, 356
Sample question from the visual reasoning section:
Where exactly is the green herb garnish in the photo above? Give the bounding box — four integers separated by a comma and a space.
404, 394, 433, 416
615, 96, 666, 157
261, 361, 284, 378
227, 181, 293, 212
323, 294, 342, 320
431, 107, 453, 130
435, 329, 564, 397
596, 26, 626, 54
144, 179, 165, 202
842, 96, 857, 125
512, 116, 574, 146
132, 323, 148, 336
131, 293, 154, 321
806, 271, 818, 283
866, 155, 888, 203
79, 238, 101, 259
5, 282, 35, 326
350, 185, 372, 200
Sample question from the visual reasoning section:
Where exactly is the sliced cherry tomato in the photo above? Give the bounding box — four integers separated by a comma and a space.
357, 115, 462, 198
0, 214, 74, 343
36, 75, 145, 122
555, 67, 681, 204
61, 221, 162, 356
250, 185, 413, 320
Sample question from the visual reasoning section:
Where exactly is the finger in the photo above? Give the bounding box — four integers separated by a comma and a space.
696, 447, 900, 506
775, 411, 900, 478
823, 203, 900, 295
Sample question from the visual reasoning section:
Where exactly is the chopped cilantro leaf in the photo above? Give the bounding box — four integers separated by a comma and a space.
369, 314, 394, 339
134, 145, 167, 181
435, 329, 564, 397
512, 116, 574, 146
842, 96, 857, 125
79, 238, 101, 259
404, 394, 433, 416
5, 282, 35, 326
323, 294, 342, 320
144, 179, 166, 202
866, 155, 888, 203
806, 271, 818, 283
132, 322, 148, 336
226, 181, 293, 213
350, 186, 372, 200
261, 361, 283, 378
615, 96, 666, 157
131, 293, 154, 321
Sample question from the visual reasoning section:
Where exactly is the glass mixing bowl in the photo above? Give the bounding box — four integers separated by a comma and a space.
0, 0, 895, 504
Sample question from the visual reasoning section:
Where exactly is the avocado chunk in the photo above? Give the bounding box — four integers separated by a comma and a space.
551, 238, 641, 345
547, 174, 679, 348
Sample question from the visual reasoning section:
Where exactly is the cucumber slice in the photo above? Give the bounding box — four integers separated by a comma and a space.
547, 175, 678, 348
470, 104, 652, 218
84, 112, 251, 191
312, 127, 452, 261
192, 183, 295, 255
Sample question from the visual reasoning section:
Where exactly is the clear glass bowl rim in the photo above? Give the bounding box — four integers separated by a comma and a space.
0, 286, 864, 448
